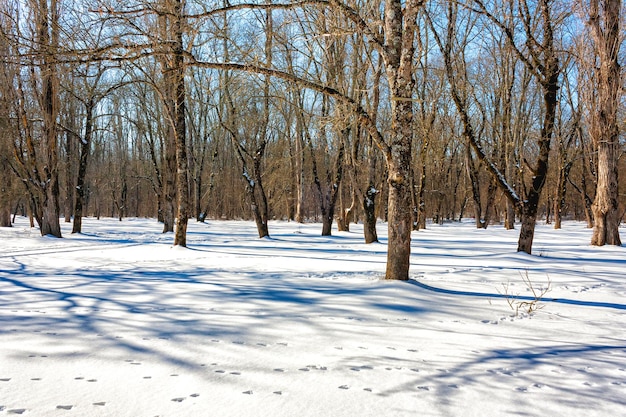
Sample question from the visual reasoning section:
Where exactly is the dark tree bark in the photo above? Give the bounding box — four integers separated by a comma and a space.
0, 154, 11, 227
72, 97, 94, 233
171, 0, 190, 247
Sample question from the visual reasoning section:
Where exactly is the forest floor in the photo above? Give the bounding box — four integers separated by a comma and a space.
1, 217, 625, 416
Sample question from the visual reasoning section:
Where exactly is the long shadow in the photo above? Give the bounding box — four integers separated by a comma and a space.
0, 262, 429, 374
408, 280, 626, 310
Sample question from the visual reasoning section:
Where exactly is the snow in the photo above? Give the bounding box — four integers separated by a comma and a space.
1, 217, 625, 417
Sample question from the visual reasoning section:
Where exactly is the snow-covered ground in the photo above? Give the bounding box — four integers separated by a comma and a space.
1, 217, 624, 416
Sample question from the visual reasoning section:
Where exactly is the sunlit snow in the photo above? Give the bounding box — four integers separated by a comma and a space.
1, 217, 625, 416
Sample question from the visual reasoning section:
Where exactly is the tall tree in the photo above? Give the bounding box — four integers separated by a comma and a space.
586, 0, 622, 245
471, 0, 561, 254
189, 0, 425, 279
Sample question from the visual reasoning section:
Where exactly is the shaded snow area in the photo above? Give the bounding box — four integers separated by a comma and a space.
1, 217, 625, 417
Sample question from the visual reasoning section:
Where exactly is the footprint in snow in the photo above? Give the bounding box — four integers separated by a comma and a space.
93, 402, 106, 406
8, 409, 26, 415
338, 385, 349, 390
273, 368, 285, 372
56, 405, 73, 410
0, 378, 11, 382
190, 394, 200, 398
171, 397, 185, 402
243, 390, 253, 395
417, 386, 430, 391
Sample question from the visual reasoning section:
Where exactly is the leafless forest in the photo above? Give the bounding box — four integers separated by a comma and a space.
0, 0, 623, 279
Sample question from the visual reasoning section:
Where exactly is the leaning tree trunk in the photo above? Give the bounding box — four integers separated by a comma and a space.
517, 74, 558, 254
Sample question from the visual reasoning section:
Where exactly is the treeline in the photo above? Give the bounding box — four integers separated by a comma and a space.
0, 0, 623, 279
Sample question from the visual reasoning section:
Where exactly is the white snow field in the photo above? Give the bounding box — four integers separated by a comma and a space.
0, 217, 625, 417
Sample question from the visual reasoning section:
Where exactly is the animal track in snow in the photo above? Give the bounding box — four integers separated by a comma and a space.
56, 405, 73, 410
8, 409, 26, 414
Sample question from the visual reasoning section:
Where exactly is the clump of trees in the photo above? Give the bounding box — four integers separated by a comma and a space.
0, 0, 623, 280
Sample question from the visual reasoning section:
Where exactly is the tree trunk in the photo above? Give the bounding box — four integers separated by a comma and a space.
172, 0, 189, 247
161, 128, 176, 233
380, 0, 420, 280
553, 161, 572, 230
38, 0, 61, 238
0, 160, 10, 227
517, 74, 558, 254
385, 150, 412, 280
589, 0, 622, 246
63, 125, 74, 223
591, 142, 621, 245
72, 97, 95, 234
363, 184, 379, 243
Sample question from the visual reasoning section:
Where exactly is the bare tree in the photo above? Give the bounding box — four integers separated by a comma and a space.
469, 0, 562, 254
586, 0, 623, 245
2, 0, 63, 236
